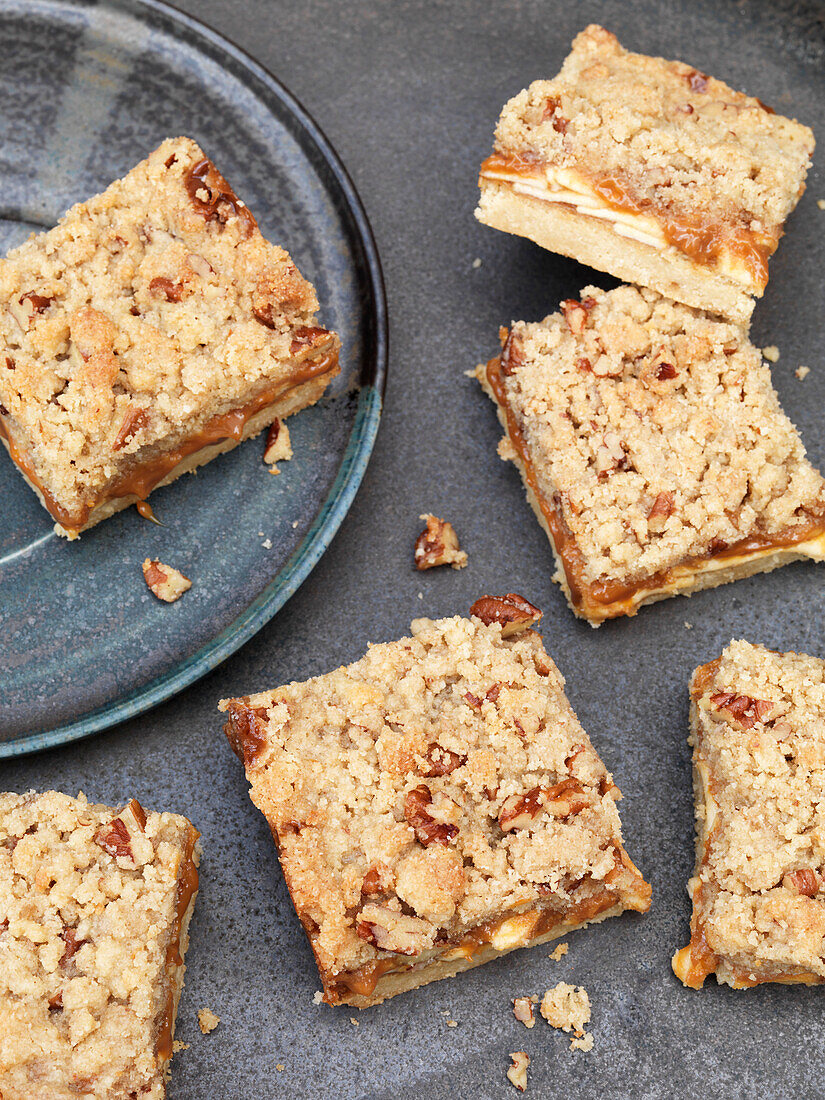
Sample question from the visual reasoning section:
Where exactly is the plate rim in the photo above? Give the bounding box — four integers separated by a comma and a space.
0, 0, 388, 757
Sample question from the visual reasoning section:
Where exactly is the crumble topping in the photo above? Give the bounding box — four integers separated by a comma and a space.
485, 284, 825, 588
680, 641, 825, 984
220, 611, 650, 986
540, 982, 593, 1050
0, 790, 199, 1100
0, 136, 338, 517
197, 1008, 220, 1035
490, 24, 813, 239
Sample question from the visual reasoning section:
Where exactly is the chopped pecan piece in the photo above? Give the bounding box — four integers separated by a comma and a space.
142, 558, 191, 603
360, 868, 384, 897
290, 325, 330, 355
113, 408, 148, 451
93, 799, 147, 862
655, 361, 678, 380
470, 594, 542, 637
404, 785, 458, 846
223, 702, 269, 768
263, 419, 293, 472
709, 692, 786, 730
355, 903, 434, 955
148, 276, 184, 302
500, 329, 524, 376
513, 997, 535, 1028
414, 514, 468, 570
561, 299, 590, 335
184, 157, 256, 235
507, 1052, 530, 1092
647, 492, 674, 533
421, 743, 466, 777
686, 69, 710, 93
782, 869, 819, 896
499, 779, 589, 832
59, 927, 87, 968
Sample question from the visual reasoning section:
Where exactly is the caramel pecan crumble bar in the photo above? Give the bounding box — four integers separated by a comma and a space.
474, 284, 825, 625
477, 25, 814, 324
0, 136, 340, 538
220, 596, 650, 1007
673, 642, 825, 989
0, 790, 200, 1099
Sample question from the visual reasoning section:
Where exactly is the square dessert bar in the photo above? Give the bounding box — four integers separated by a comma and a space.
476, 24, 814, 324
0, 136, 340, 538
220, 595, 650, 1008
0, 791, 200, 1099
673, 642, 825, 989
475, 284, 825, 625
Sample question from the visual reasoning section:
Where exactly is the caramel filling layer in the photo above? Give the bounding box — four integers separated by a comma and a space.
486, 354, 825, 621
480, 153, 774, 290
331, 888, 621, 1001
1, 350, 336, 534
157, 827, 200, 1064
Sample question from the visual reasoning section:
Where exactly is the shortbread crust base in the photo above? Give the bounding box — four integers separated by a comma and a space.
2, 368, 335, 540
476, 181, 755, 326
476, 364, 825, 625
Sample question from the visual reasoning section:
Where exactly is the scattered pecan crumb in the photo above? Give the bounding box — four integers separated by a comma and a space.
796, 366, 810, 380
762, 345, 780, 363
472, 257, 482, 269
548, 942, 569, 961
513, 997, 535, 1028
173, 1040, 189, 1053
312, 991, 324, 1005
685, 621, 693, 630
142, 559, 191, 602
817, 199, 825, 210
263, 419, 293, 473
446, 1019, 458, 1027
507, 1052, 530, 1092
276, 1063, 285, 1072
414, 514, 468, 570
197, 1008, 220, 1034
349, 1016, 360, 1026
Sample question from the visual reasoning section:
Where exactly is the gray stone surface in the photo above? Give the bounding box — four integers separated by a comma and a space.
3, 0, 825, 1096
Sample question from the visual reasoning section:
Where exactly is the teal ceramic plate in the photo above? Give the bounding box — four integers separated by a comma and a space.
0, 0, 387, 754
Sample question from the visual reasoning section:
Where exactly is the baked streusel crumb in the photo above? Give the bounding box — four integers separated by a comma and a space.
476, 25, 814, 323
0, 136, 340, 538
475, 284, 825, 625
673, 642, 825, 989
0, 790, 200, 1099
220, 601, 650, 1007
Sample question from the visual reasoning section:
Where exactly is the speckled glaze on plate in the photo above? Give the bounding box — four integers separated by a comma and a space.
0, 0, 387, 753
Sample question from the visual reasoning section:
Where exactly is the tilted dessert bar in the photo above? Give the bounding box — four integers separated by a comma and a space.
673, 642, 825, 989
474, 284, 825, 625
0, 790, 200, 1099
220, 595, 650, 1007
476, 24, 814, 324
0, 136, 340, 538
